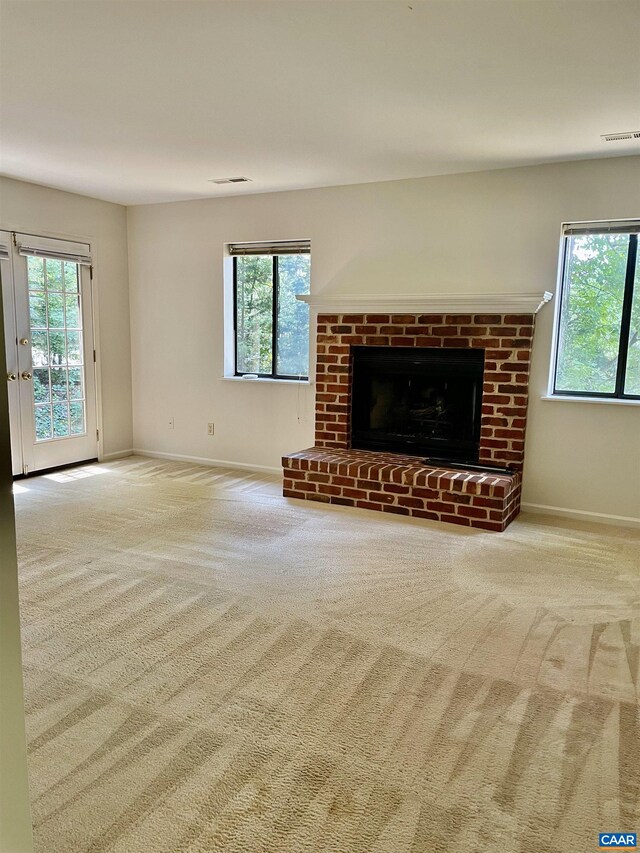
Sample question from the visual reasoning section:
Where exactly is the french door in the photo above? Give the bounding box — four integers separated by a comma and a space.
1, 231, 98, 476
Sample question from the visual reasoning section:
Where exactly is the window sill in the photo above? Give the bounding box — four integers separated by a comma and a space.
221, 376, 313, 385
541, 395, 640, 407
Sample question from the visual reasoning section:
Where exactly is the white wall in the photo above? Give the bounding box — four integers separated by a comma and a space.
127, 156, 640, 523
0, 177, 133, 458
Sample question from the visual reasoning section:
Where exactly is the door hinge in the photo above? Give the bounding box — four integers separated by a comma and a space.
89, 265, 94, 281
96, 429, 100, 442
93, 349, 96, 363
12, 232, 17, 246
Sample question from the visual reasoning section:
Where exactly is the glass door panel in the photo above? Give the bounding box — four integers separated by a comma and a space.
27, 258, 87, 443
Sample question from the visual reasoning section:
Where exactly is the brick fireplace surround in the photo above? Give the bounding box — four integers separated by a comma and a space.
283, 311, 537, 532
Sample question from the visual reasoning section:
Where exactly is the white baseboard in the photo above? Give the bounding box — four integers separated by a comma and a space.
521, 502, 640, 529
132, 448, 282, 476
100, 449, 134, 461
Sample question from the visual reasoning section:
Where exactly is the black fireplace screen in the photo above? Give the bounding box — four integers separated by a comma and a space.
351, 346, 484, 461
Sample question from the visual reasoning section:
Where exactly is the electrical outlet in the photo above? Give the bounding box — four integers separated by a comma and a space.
168, 417, 175, 430
207, 422, 215, 436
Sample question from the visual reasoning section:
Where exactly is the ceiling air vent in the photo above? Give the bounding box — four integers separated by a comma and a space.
209, 176, 252, 185
600, 131, 640, 142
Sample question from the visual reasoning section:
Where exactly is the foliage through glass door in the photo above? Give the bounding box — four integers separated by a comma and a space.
27, 256, 87, 441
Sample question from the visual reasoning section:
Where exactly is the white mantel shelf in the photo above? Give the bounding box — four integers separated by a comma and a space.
297, 291, 553, 314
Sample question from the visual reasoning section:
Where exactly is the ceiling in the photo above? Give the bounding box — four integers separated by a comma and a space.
1, 0, 639, 206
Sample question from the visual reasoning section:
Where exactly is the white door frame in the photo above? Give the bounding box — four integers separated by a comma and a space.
0, 232, 23, 475
0, 225, 104, 473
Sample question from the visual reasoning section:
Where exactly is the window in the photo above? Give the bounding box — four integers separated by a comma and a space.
553, 221, 639, 399
231, 240, 311, 379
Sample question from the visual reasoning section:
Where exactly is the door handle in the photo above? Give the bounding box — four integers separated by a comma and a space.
20, 338, 29, 346
21, 371, 32, 381
7, 372, 17, 382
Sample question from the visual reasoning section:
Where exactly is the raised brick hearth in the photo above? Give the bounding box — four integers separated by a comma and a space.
283, 311, 536, 531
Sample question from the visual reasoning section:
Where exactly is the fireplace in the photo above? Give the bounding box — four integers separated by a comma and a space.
351, 346, 484, 462
282, 297, 552, 531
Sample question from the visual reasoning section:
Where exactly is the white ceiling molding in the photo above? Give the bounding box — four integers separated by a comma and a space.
297, 292, 553, 315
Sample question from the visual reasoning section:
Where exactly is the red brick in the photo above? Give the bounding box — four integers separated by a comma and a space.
383, 483, 411, 494
494, 428, 523, 439
471, 496, 506, 509
356, 500, 385, 511
342, 488, 368, 500
457, 505, 488, 519
483, 394, 511, 404
332, 475, 355, 486
413, 487, 439, 499
317, 484, 342, 496
440, 514, 471, 526
412, 509, 440, 520
496, 406, 527, 417
307, 472, 331, 484
473, 314, 501, 324
427, 500, 457, 512
445, 314, 473, 324
505, 314, 533, 324
330, 497, 355, 507
472, 520, 505, 531
367, 491, 395, 504
286, 470, 307, 480
392, 314, 419, 323
431, 325, 459, 336
397, 496, 426, 509
472, 337, 502, 348
483, 372, 513, 382
382, 504, 411, 516
505, 338, 532, 349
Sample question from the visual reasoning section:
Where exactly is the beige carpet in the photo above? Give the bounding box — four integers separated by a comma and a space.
15, 456, 639, 853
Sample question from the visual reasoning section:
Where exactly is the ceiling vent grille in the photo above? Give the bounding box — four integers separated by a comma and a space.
600, 131, 640, 142
209, 176, 252, 185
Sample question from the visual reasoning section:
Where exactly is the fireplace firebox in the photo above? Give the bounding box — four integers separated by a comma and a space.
351, 346, 484, 462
